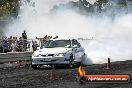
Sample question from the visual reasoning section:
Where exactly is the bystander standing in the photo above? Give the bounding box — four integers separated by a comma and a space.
2, 39, 8, 53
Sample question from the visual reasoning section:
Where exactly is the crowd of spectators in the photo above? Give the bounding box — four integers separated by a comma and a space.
0, 31, 39, 53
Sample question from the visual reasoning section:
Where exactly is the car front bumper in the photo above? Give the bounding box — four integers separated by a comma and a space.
32, 56, 70, 65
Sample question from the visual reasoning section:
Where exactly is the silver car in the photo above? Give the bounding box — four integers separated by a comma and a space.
32, 39, 85, 69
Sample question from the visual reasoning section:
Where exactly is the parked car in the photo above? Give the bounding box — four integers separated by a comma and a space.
32, 39, 85, 69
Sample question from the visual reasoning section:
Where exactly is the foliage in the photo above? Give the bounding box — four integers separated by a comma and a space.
0, 0, 131, 20
52, 0, 131, 17
0, 0, 19, 20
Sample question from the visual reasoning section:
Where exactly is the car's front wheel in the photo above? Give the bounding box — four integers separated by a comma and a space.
32, 65, 41, 70
68, 58, 74, 68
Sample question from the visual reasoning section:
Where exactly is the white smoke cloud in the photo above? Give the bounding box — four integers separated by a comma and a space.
6, 0, 132, 64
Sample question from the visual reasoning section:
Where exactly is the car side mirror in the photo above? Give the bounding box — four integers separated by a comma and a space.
72, 45, 77, 48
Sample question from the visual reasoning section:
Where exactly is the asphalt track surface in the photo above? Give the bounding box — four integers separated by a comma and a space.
0, 60, 132, 88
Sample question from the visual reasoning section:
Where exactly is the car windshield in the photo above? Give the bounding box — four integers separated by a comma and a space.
43, 40, 71, 48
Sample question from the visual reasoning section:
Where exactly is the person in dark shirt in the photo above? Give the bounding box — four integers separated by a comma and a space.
22, 30, 27, 51
32, 41, 39, 52
22, 30, 27, 39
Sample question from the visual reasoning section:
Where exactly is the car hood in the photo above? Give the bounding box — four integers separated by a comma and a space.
34, 48, 72, 55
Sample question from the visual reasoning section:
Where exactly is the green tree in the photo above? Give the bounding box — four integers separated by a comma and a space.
0, 0, 19, 20
117, 0, 127, 7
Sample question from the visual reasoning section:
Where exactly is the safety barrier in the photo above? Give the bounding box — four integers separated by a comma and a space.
0, 52, 33, 68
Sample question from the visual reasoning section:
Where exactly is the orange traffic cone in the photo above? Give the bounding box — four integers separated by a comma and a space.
106, 58, 111, 69
50, 65, 57, 80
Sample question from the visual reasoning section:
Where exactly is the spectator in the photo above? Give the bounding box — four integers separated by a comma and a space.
11, 40, 17, 52
17, 37, 23, 52
8, 36, 13, 52
27, 41, 31, 51
16, 40, 21, 52
22, 30, 27, 39
0, 34, 41, 53
32, 41, 39, 52
22, 30, 27, 51
53, 35, 58, 39
2, 39, 8, 53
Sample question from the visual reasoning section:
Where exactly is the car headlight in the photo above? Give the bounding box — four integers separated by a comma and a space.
54, 53, 65, 57
32, 53, 40, 57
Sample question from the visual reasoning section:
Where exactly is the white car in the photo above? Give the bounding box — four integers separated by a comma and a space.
32, 39, 85, 69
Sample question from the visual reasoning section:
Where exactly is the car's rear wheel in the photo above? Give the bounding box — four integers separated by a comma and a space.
32, 65, 41, 70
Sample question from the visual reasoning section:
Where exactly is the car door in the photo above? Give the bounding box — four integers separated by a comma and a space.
72, 39, 84, 62
74, 39, 84, 58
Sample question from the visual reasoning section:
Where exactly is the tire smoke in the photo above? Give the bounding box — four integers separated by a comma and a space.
6, 0, 132, 64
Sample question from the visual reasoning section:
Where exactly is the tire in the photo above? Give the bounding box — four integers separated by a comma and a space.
32, 65, 41, 70
77, 62, 82, 67
68, 58, 74, 68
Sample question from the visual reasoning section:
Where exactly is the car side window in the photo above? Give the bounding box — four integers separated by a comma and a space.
75, 40, 81, 48
72, 40, 76, 46
72, 39, 81, 48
